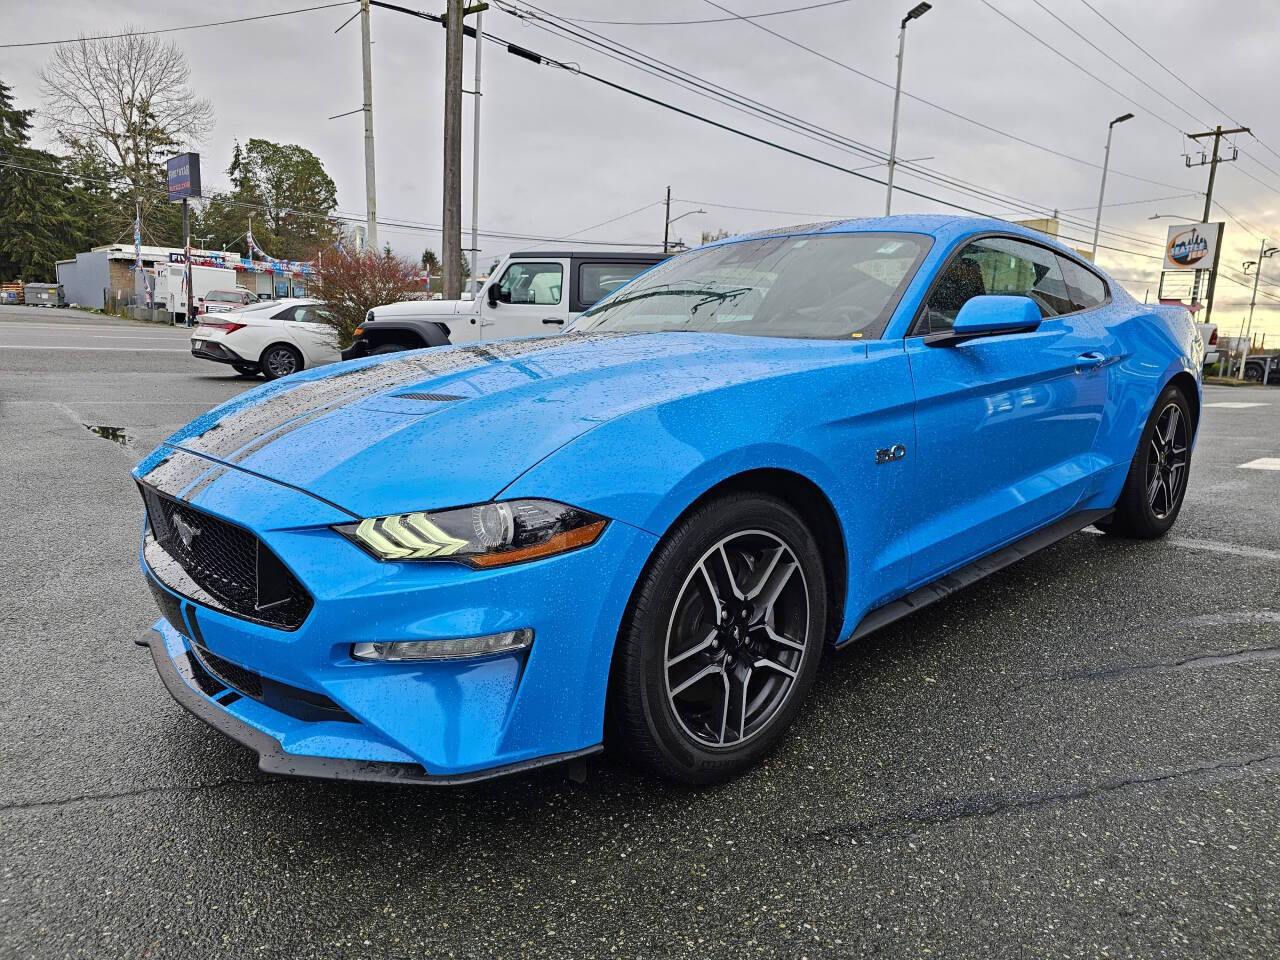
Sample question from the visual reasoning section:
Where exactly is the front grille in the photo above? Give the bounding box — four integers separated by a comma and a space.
140, 484, 313, 630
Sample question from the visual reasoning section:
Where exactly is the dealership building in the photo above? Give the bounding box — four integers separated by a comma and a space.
55, 243, 309, 309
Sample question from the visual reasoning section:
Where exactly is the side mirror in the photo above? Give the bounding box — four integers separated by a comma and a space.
928, 295, 1041, 345
486, 284, 499, 307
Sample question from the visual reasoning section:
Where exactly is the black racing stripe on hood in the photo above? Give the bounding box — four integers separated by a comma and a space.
141, 448, 223, 497
180, 334, 630, 463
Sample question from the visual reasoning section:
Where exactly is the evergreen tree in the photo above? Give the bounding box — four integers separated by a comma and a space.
0, 79, 79, 282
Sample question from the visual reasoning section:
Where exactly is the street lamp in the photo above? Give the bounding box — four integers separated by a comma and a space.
1237, 241, 1278, 377
884, 2, 931, 216
1090, 112, 1135, 260
663, 207, 705, 253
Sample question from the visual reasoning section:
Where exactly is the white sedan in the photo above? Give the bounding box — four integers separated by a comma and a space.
189, 299, 340, 380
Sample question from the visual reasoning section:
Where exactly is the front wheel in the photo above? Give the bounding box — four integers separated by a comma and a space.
259, 344, 303, 381
610, 493, 826, 784
1102, 383, 1192, 539
232, 362, 260, 378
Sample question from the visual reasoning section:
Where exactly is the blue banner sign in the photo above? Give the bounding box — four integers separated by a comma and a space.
166, 153, 201, 200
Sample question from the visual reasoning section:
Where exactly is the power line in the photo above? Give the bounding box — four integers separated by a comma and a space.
0, 2, 357, 49
977, 0, 1184, 134
558, 0, 854, 27
658, 0, 1189, 190
1073, 0, 1280, 175
0, 154, 663, 248
1026, 0, 1208, 129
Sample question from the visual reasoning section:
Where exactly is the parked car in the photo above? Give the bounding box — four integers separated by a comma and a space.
342, 251, 667, 358
1196, 320, 1219, 366
198, 288, 256, 316
189, 298, 337, 380
136, 215, 1201, 787
1242, 353, 1279, 384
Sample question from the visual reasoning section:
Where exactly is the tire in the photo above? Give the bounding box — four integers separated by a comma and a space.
232, 362, 260, 378
1243, 364, 1262, 383
1103, 382, 1193, 539
609, 493, 827, 784
371, 343, 410, 355
259, 344, 303, 381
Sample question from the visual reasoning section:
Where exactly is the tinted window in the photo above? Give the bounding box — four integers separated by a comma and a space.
1058, 255, 1108, 311
578, 263, 649, 307
497, 262, 562, 305
922, 236, 1074, 334
578, 233, 930, 340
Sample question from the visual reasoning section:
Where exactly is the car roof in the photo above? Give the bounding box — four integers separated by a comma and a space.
703, 214, 1094, 263
507, 250, 668, 261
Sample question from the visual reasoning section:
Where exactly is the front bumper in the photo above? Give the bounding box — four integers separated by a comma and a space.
341, 338, 370, 361
136, 455, 658, 782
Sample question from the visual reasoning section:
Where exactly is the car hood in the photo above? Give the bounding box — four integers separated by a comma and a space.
372, 297, 473, 319
147, 332, 835, 519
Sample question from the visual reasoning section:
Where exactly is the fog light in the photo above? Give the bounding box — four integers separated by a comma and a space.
352, 628, 533, 662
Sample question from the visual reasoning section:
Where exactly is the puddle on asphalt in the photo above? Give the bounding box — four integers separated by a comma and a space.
83, 424, 134, 448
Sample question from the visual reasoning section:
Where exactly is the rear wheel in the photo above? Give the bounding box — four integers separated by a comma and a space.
259, 344, 303, 381
610, 493, 826, 784
1102, 382, 1192, 539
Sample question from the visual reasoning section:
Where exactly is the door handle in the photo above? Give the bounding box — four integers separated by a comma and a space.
541, 317, 565, 325
1075, 351, 1107, 372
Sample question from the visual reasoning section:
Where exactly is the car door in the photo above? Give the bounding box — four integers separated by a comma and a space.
480, 260, 568, 339
903, 235, 1110, 584
285, 304, 341, 366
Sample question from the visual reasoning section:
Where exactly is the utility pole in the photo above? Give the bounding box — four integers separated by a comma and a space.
443, 0, 463, 298
663, 186, 672, 254
1091, 112, 1134, 260
1185, 124, 1249, 324
360, 0, 379, 251
1240, 239, 1277, 378
468, 10, 484, 296
885, 2, 932, 216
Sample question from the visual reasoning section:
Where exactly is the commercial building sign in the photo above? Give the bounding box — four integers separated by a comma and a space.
165, 153, 201, 200
1163, 222, 1222, 271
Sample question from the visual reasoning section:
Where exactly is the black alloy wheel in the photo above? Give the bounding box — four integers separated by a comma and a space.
260, 344, 302, 381
610, 493, 826, 784
1100, 382, 1193, 539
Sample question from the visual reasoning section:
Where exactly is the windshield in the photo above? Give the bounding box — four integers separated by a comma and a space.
575, 232, 929, 340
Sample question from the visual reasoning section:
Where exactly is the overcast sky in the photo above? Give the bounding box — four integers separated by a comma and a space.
6, 0, 1280, 338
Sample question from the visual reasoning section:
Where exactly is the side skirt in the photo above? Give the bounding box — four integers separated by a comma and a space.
839, 508, 1113, 648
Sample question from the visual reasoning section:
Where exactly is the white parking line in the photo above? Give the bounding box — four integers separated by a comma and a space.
1204, 401, 1270, 409
1238, 457, 1280, 471
92, 334, 187, 341
0, 344, 189, 352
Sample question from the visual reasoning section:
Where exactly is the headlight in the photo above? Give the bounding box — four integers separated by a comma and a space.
334, 499, 607, 567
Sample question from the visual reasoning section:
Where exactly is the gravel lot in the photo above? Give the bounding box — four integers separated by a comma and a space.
1, 305, 1276, 959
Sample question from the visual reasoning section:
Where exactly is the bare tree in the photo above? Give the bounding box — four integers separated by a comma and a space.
39, 29, 213, 213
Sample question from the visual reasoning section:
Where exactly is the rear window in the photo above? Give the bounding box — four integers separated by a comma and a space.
578, 263, 650, 307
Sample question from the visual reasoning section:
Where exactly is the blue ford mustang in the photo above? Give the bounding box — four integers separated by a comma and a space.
135, 215, 1202, 785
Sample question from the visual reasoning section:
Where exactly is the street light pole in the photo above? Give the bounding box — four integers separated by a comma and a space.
1240, 239, 1277, 378
1091, 112, 1134, 261
885, 2, 931, 216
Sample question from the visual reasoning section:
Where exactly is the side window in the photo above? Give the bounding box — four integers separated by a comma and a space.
922, 237, 1073, 333
1057, 256, 1108, 311
291, 306, 313, 323
496, 262, 563, 306
578, 263, 647, 307
271, 305, 297, 322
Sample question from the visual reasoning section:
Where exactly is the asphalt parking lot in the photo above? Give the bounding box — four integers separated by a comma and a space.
1, 305, 1276, 959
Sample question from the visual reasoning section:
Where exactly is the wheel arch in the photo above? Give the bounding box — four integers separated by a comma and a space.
258, 340, 304, 369
1165, 369, 1200, 435
363, 322, 450, 350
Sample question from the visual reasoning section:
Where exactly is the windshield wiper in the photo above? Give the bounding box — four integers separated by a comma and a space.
689, 286, 754, 316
